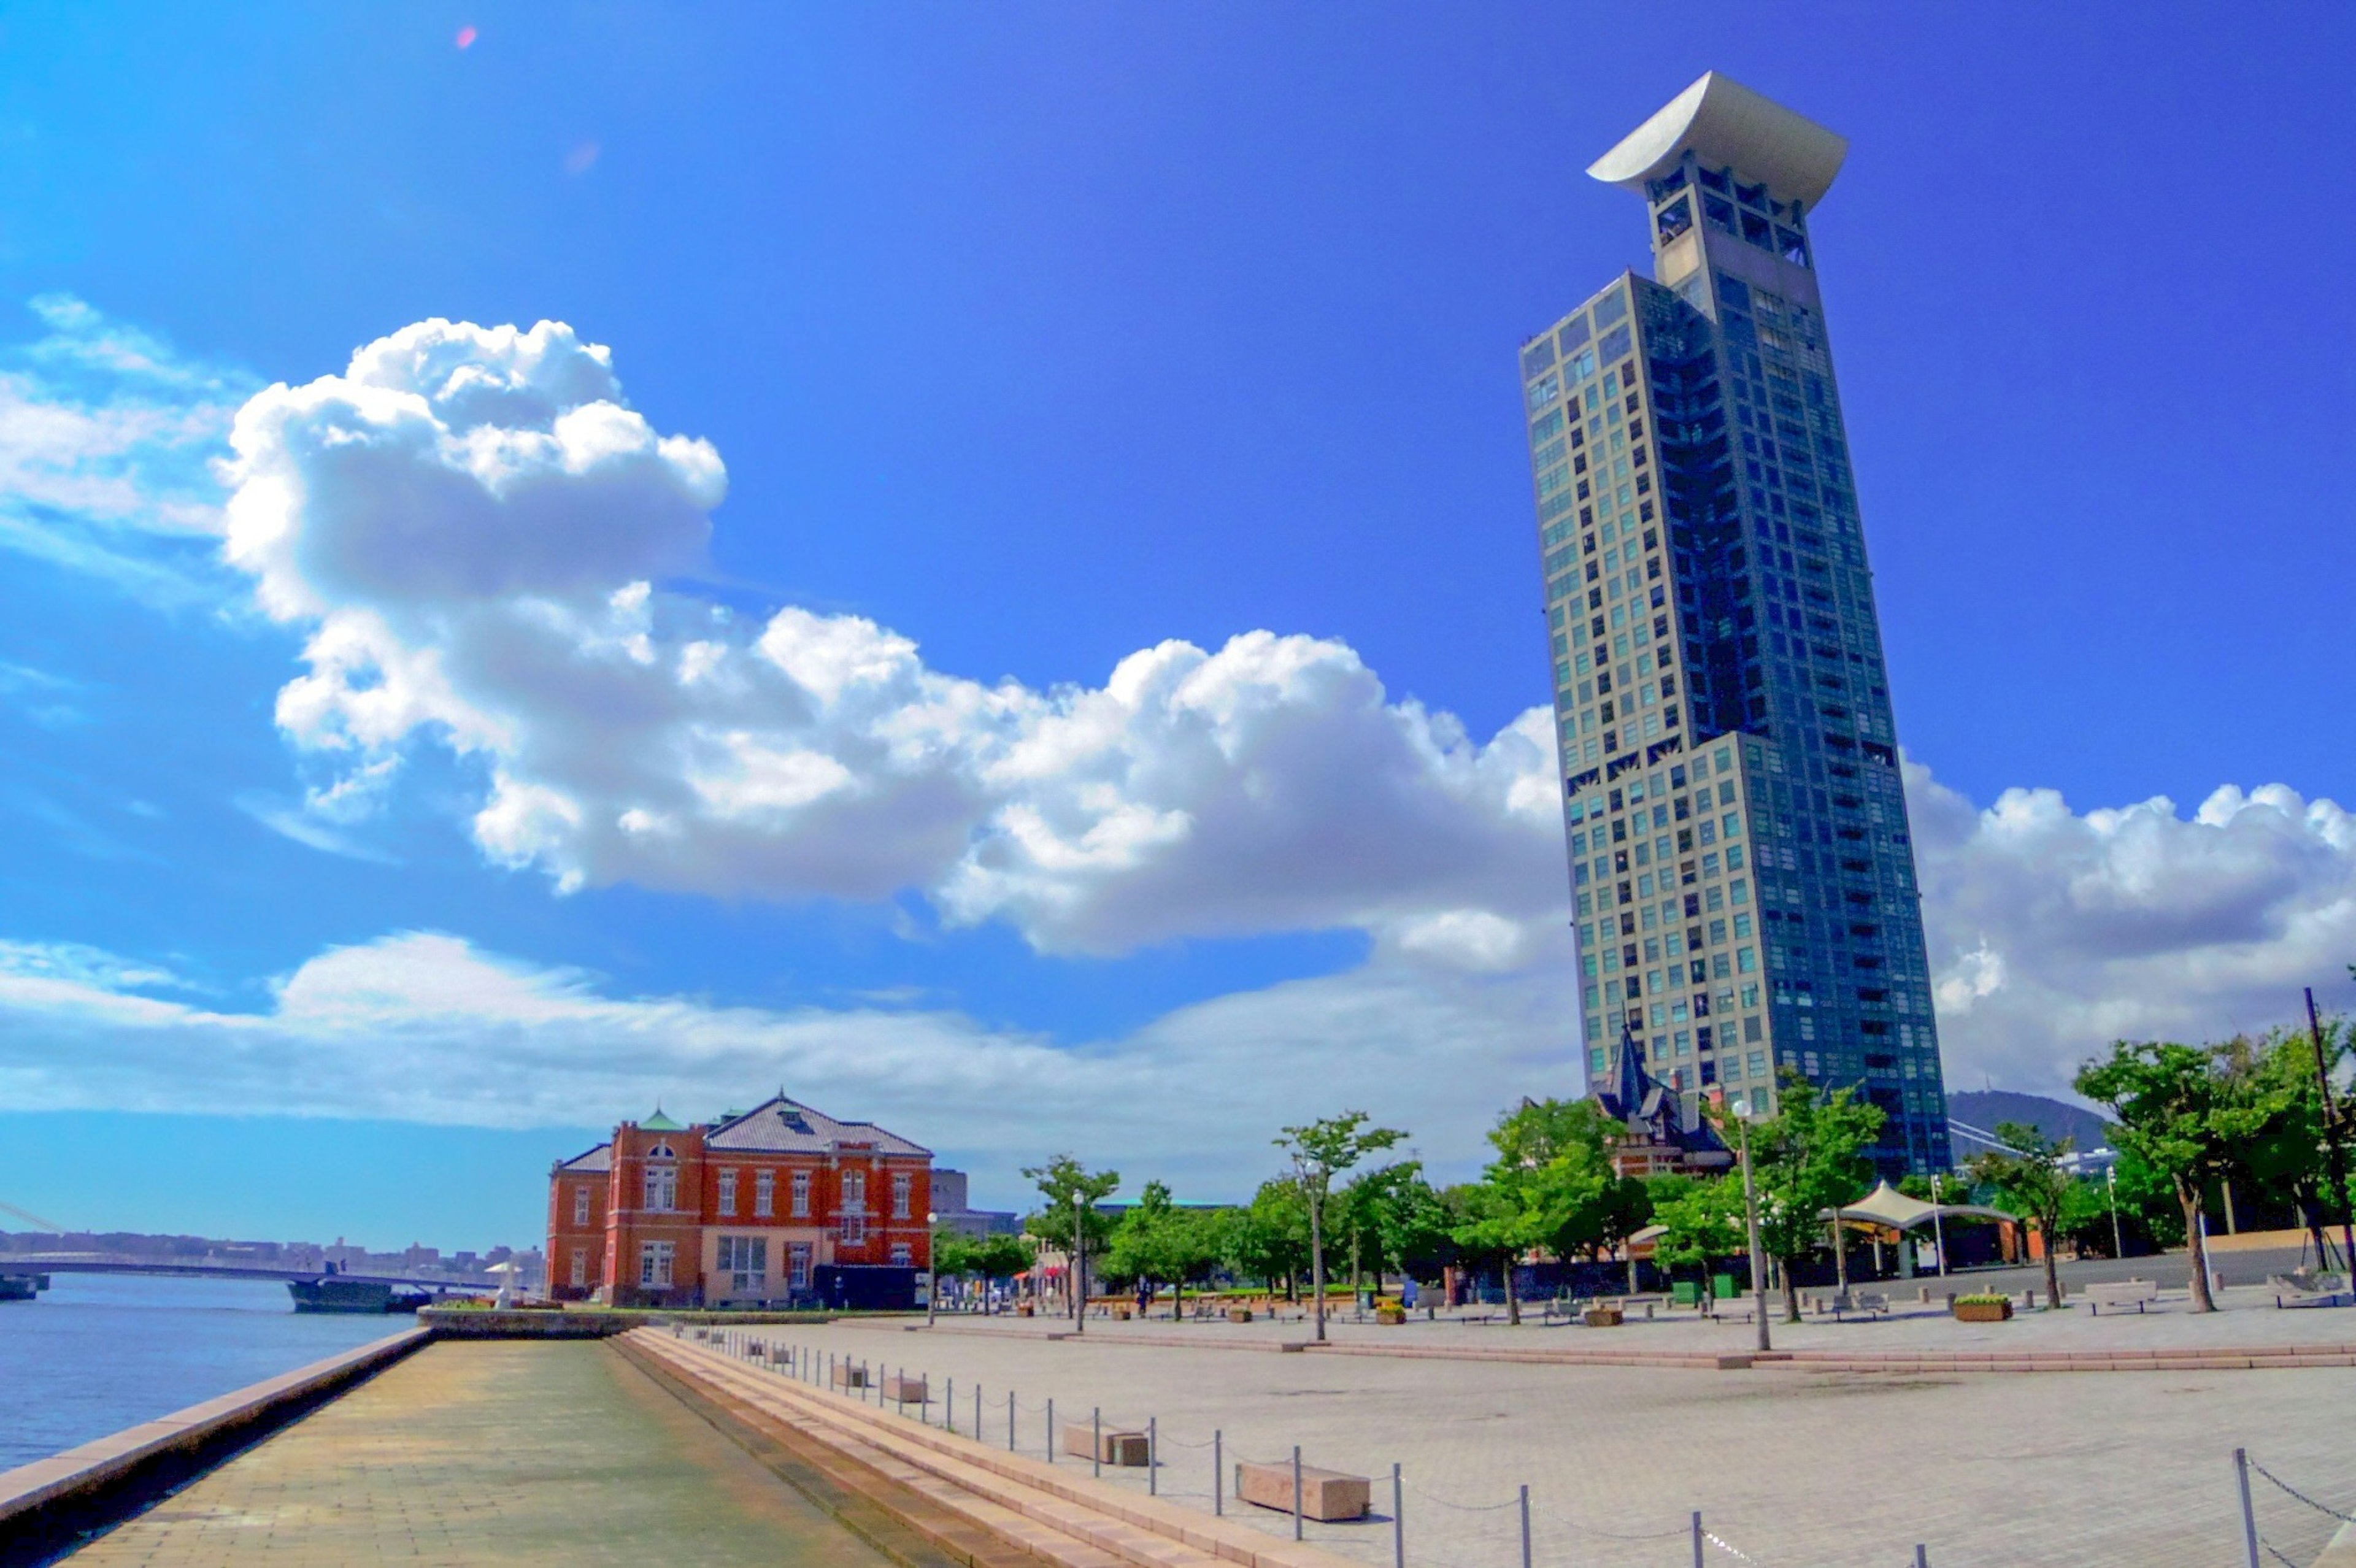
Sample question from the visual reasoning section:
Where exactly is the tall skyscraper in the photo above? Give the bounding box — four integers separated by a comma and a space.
1521, 73, 1949, 1176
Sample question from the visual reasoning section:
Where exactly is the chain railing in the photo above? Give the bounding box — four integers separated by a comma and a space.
701, 1329, 2336, 1568
2240, 1447, 2356, 1568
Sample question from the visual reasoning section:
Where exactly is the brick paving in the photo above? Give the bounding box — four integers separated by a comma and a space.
753, 1297, 2356, 1568
66, 1340, 908, 1567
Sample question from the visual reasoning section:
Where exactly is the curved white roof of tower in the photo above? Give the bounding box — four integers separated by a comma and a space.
1586, 72, 1847, 208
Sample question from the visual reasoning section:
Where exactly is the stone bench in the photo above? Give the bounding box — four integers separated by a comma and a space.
880, 1373, 927, 1403
830, 1363, 869, 1389
2084, 1280, 2160, 1316
1063, 1425, 1149, 1465
1234, 1459, 1369, 1521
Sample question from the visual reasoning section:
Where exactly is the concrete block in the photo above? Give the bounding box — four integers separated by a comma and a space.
880, 1374, 927, 1403
831, 1363, 869, 1389
1234, 1459, 1369, 1521
1062, 1425, 1149, 1465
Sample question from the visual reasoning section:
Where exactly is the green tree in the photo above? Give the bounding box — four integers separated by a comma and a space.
1106, 1180, 1179, 1296
1650, 1175, 1745, 1309
1020, 1155, 1121, 1325
1343, 1161, 1454, 1288
1442, 1178, 1528, 1321
2225, 1024, 2354, 1264
1750, 1069, 1884, 1322
1274, 1112, 1407, 1341
934, 1229, 1036, 1283
1965, 1121, 2076, 1309
1227, 1176, 1311, 1295
1595, 1169, 1657, 1294
2076, 1039, 2280, 1312
1163, 1207, 1236, 1315
1443, 1098, 1620, 1324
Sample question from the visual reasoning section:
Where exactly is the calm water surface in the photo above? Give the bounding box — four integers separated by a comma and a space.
0, 1272, 411, 1472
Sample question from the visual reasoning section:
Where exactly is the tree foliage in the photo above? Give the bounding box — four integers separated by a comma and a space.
1274, 1112, 1407, 1339
2076, 1039, 2282, 1312
1749, 1069, 1884, 1321
933, 1229, 1036, 1280
1965, 1121, 2075, 1308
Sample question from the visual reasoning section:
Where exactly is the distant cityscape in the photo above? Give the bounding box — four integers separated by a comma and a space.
0, 1228, 547, 1287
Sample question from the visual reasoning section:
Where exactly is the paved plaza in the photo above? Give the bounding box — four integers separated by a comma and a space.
764, 1293, 2356, 1568
65, 1340, 917, 1567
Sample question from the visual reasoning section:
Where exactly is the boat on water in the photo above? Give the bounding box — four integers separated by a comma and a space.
287, 1276, 433, 1313
0, 1272, 49, 1302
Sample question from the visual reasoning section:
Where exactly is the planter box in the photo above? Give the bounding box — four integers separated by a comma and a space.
1236, 1460, 1369, 1521
1016, 1304, 1034, 1317
1583, 1307, 1624, 1328
1375, 1305, 1406, 1326
1063, 1426, 1149, 1465
1227, 1306, 1253, 1323
1953, 1301, 2014, 1323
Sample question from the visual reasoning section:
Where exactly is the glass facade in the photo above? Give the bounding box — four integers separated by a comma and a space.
1524, 90, 1949, 1177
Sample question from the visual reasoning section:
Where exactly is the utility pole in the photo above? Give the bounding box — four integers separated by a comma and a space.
1738, 1114, 1770, 1353
2305, 988, 2356, 1273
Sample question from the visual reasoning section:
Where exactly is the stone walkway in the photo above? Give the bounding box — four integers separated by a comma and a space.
66, 1340, 913, 1566
754, 1304, 2356, 1568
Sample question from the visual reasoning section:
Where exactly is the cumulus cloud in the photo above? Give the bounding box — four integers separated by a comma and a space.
220, 318, 1565, 958
0, 929, 1577, 1197
1907, 758, 2356, 1095
0, 294, 251, 604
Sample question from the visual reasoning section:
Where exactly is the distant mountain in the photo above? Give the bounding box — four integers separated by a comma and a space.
1946, 1090, 2113, 1155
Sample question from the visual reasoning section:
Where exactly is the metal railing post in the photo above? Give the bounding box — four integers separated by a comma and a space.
1519, 1486, 1531, 1568
1009, 1389, 1015, 1450
1392, 1463, 1403, 1568
1692, 1510, 1703, 1568
1214, 1431, 1223, 1515
1293, 1447, 1304, 1540
1149, 1418, 1157, 1495
1093, 1408, 1103, 1478
1914, 1546, 1929, 1568
2236, 1448, 2260, 1568
1047, 1397, 1055, 1461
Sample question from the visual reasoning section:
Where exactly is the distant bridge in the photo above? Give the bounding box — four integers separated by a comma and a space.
0, 1252, 500, 1292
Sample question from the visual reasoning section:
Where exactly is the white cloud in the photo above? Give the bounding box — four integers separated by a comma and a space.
220, 317, 1565, 959
0, 929, 1577, 1200
1907, 758, 2356, 1096
0, 294, 251, 604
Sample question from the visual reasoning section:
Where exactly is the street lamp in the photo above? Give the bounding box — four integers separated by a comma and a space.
926, 1211, 939, 1326
2105, 1166, 2125, 1261
1930, 1172, 1949, 1279
1072, 1189, 1085, 1336
1737, 1112, 1771, 1354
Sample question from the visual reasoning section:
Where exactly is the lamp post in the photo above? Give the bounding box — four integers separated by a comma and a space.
1930, 1172, 1949, 1278
1072, 1189, 1086, 1335
926, 1211, 939, 1326
2105, 1166, 2125, 1261
1738, 1113, 1771, 1353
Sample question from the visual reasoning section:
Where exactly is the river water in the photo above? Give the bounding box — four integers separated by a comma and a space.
0, 1272, 412, 1474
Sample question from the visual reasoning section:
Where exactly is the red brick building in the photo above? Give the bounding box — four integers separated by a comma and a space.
547, 1095, 933, 1309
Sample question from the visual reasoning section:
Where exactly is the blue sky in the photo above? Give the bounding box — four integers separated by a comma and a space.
1, 4, 2352, 1253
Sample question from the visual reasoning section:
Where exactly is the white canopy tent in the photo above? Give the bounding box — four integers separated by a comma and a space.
1825, 1181, 2015, 1233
